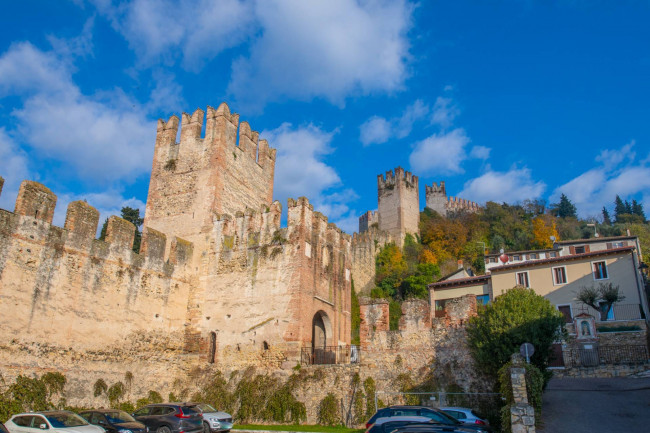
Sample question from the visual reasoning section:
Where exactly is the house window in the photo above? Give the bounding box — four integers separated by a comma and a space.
515, 271, 530, 288
557, 305, 573, 324
592, 261, 608, 280
575, 246, 586, 254
529, 253, 538, 260
549, 251, 557, 258
489, 257, 497, 263
476, 295, 490, 305
513, 255, 520, 261
552, 266, 567, 285
611, 241, 625, 248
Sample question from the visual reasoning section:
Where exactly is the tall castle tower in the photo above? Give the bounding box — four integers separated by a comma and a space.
425, 181, 447, 215
144, 103, 276, 250
377, 167, 420, 245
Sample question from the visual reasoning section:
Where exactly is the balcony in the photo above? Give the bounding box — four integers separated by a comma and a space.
300, 345, 360, 365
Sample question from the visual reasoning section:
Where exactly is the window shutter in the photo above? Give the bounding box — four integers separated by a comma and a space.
606, 242, 612, 249
621, 241, 627, 247
569, 246, 575, 254
585, 245, 590, 253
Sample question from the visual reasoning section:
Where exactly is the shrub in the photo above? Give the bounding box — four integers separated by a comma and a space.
317, 393, 340, 426
466, 287, 565, 381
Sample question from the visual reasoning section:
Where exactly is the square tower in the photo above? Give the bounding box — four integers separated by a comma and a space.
377, 167, 420, 245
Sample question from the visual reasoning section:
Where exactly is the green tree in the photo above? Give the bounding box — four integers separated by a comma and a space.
601, 207, 611, 225
614, 195, 627, 221
631, 200, 646, 220
98, 207, 144, 252
466, 288, 565, 379
551, 194, 577, 218
374, 243, 407, 298
577, 282, 625, 321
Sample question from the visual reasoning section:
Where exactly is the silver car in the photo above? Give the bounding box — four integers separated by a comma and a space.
440, 407, 490, 427
185, 404, 232, 433
5, 411, 105, 433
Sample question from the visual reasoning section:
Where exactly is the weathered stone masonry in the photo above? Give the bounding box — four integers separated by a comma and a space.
0, 102, 352, 406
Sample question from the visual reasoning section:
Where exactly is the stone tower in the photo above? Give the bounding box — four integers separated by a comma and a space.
425, 182, 447, 215
144, 102, 276, 250
377, 167, 420, 245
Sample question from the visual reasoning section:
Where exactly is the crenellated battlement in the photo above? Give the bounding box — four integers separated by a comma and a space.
154, 102, 276, 171
146, 102, 277, 251
0, 178, 193, 271
425, 180, 480, 216
358, 210, 379, 233
377, 166, 418, 190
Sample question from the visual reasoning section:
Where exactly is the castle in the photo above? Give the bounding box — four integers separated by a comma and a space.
351, 167, 480, 293
0, 102, 483, 410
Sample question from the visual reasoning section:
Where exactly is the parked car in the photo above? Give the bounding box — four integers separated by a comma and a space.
5, 411, 105, 433
366, 406, 492, 433
439, 407, 489, 427
1, 422, 10, 433
131, 404, 202, 433
79, 409, 147, 433
366, 418, 475, 433
184, 403, 232, 433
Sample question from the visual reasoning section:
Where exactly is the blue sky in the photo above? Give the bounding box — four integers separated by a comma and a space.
1, 0, 649, 234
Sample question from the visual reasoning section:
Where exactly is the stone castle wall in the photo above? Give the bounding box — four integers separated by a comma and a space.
425, 181, 480, 216
0, 102, 352, 409
351, 228, 391, 294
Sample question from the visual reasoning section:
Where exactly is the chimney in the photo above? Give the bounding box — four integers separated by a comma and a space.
457, 260, 463, 270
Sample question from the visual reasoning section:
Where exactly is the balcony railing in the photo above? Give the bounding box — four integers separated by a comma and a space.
301, 345, 360, 365
564, 345, 649, 367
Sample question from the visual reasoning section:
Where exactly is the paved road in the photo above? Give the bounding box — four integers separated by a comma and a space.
539, 377, 650, 433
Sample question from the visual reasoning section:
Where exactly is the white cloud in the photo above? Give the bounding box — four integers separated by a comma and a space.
263, 122, 358, 232
0, 128, 32, 211
458, 167, 547, 204
552, 142, 650, 217
431, 96, 459, 129
359, 116, 392, 146
90, 0, 255, 70
53, 190, 146, 235
409, 128, 471, 175
0, 40, 156, 183
229, 0, 414, 108
360, 99, 428, 146
470, 145, 491, 160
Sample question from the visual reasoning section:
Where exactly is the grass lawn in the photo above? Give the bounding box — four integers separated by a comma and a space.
233, 424, 364, 433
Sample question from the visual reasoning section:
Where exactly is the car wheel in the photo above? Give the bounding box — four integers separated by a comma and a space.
157, 426, 172, 433
202, 422, 210, 433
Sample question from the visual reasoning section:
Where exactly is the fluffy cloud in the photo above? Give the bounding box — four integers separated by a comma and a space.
228, 0, 414, 108
52, 190, 146, 233
359, 100, 428, 146
90, 0, 255, 70
552, 142, 650, 218
431, 96, 459, 129
0, 128, 32, 211
458, 167, 547, 204
0, 40, 156, 183
409, 128, 471, 175
469, 145, 491, 160
359, 116, 392, 146
89, 0, 414, 108
263, 123, 358, 233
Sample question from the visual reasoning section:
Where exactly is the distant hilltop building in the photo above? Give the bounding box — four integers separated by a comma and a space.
352, 168, 482, 294
425, 181, 480, 216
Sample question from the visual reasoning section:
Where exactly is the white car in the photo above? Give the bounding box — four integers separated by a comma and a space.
6, 411, 105, 433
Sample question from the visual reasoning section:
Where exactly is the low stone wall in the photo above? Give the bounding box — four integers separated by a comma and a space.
552, 363, 650, 378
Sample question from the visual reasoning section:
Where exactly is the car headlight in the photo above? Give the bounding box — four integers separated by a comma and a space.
118, 429, 133, 433
209, 420, 221, 428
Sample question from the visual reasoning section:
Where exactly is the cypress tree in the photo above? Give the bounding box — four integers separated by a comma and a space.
614, 195, 626, 220
601, 207, 611, 225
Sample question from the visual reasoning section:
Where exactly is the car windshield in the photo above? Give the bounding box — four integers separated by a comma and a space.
44, 413, 89, 428
421, 410, 458, 425
193, 404, 217, 413
105, 412, 136, 423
